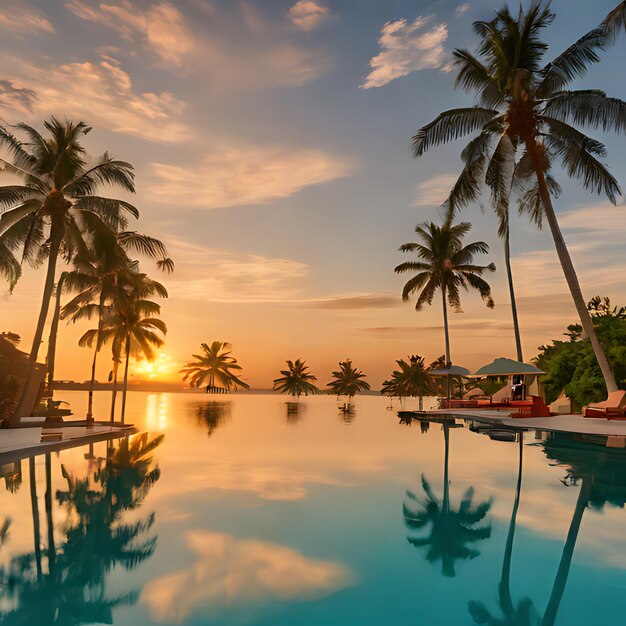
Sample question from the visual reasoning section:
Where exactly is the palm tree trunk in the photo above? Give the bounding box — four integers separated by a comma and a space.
13, 220, 63, 424
504, 225, 523, 362
528, 139, 617, 393
86, 291, 106, 424
29, 456, 43, 582
542, 476, 592, 626
441, 287, 452, 399
500, 434, 524, 617
44, 278, 63, 424
45, 280, 62, 394
110, 361, 119, 424
120, 335, 131, 424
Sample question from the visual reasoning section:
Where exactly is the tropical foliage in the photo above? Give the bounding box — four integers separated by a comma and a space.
396, 220, 495, 369
412, 2, 626, 393
273, 359, 319, 397
535, 297, 626, 407
327, 359, 370, 398
181, 341, 250, 392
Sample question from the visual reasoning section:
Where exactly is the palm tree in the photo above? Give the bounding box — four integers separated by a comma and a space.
62, 228, 172, 422
381, 355, 436, 410
395, 220, 495, 372
412, 2, 626, 392
82, 273, 167, 424
273, 359, 319, 398
181, 341, 250, 392
404, 419, 492, 577
0, 118, 139, 421
327, 359, 370, 399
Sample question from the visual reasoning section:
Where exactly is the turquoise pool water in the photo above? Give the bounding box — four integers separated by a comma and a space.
1, 391, 626, 625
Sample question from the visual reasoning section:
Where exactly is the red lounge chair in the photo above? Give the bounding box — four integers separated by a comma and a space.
583, 390, 626, 419
509, 396, 551, 418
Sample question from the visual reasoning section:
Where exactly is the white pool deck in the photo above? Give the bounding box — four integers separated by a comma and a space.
0, 423, 135, 464
415, 408, 626, 438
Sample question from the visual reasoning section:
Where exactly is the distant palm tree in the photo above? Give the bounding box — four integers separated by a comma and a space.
0, 118, 139, 420
395, 220, 495, 370
181, 341, 250, 392
327, 359, 370, 399
412, 3, 626, 392
273, 359, 319, 398
381, 355, 436, 410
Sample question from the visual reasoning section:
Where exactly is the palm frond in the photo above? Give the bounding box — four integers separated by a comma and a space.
412, 108, 498, 157
543, 90, 626, 133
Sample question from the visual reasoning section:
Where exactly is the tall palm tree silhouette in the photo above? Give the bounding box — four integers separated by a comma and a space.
403, 419, 492, 577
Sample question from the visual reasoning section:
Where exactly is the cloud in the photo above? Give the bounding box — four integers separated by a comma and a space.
149, 145, 354, 209
288, 1, 330, 31
1, 56, 189, 142
310, 294, 401, 310
163, 238, 309, 303
361, 15, 448, 88
142, 531, 354, 622
558, 202, 626, 233
455, 4, 470, 17
66, 1, 330, 89
0, 80, 37, 113
413, 173, 458, 206
0, 1, 53, 34
65, 0, 194, 65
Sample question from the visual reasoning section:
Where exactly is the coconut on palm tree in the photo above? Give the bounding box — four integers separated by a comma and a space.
327, 359, 370, 399
181, 341, 250, 393
395, 220, 495, 375
273, 359, 319, 398
412, 2, 626, 392
0, 118, 140, 422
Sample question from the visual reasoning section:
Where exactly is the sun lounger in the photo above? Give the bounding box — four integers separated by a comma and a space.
509, 396, 551, 418
583, 390, 626, 419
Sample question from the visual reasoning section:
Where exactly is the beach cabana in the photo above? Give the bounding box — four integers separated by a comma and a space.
473, 358, 543, 401
430, 365, 471, 402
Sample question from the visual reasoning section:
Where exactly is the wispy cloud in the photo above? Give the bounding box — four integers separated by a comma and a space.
142, 531, 354, 623
65, 0, 194, 65
310, 293, 401, 310
412, 173, 458, 206
163, 238, 309, 303
0, 80, 37, 113
288, 1, 331, 31
1, 56, 189, 142
0, 1, 53, 34
66, 0, 330, 89
455, 4, 470, 17
150, 145, 355, 209
361, 15, 449, 88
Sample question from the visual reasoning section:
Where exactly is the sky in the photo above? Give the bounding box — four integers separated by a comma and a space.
0, 0, 625, 389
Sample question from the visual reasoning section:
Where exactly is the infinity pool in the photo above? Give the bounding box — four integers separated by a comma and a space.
1, 391, 625, 625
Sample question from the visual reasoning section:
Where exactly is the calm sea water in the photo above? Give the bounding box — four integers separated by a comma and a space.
1, 390, 626, 625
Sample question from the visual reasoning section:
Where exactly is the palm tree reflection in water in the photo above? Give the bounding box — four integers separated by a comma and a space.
0, 432, 163, 625
404, 419, 492, 577
193, 401, 232, 437
468, 432, 541, 625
